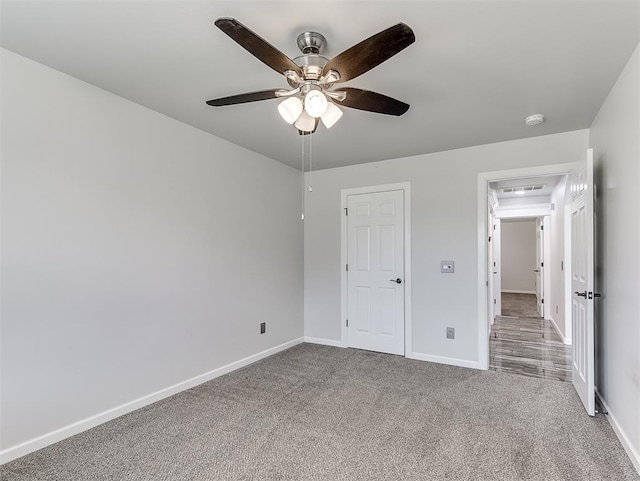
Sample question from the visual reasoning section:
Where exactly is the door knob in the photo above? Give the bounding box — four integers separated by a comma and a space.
390, 278, 402, 284
533, 269, 540, 273
574, 291, 587, 298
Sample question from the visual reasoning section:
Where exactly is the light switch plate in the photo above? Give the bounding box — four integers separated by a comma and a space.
441, 261, 454, 273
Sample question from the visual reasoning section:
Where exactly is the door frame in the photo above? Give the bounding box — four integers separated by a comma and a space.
341, 182, 412, 354
477, 163, 575, 370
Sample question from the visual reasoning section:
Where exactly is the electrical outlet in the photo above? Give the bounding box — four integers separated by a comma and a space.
446, 327, 455, 339
260, 322, 266, 334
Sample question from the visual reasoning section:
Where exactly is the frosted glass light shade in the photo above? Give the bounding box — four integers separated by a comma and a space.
320, 102, 343, 128
277, 97, 303, 124
294, 111, 316, 132
304, 90, 328, 118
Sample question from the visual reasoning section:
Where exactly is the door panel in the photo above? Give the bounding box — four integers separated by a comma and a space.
493, 219, 502, 317
347, 190, 404, 355
571, 149, 595, 416
535, 217, 544, 316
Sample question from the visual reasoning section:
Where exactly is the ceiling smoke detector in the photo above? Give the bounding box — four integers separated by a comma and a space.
525, 114, 545, 126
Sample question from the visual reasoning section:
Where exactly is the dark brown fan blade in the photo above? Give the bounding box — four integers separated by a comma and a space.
324, 23, 415, 83
206, 89, 283, 107
215, 18, 303, 77
298, 118, 320, 135
334, 88, 409, 116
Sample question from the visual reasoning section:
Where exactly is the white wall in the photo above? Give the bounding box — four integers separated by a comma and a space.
304, 129, 589, 364
589, 42, 640, 471
0, 50, 303, 457
500, 219, 536, 293
549, 176, 569, 341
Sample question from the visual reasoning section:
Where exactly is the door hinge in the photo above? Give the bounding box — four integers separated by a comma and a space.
346, 264, 348, 272
542, 299, 544, 304
541, 262, 544, 267
494, 299, 496, 304
344, 207, 348, 216
541, 225, 544, 230
346, 319, 349, 327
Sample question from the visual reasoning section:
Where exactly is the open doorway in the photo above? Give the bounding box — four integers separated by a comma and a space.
486, 174, 572, 381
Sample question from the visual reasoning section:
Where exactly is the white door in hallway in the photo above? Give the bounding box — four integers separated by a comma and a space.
571, 148, 595, 416
347, 190, 405, 355
535, 217, 544, 317
493, 219, 502, 318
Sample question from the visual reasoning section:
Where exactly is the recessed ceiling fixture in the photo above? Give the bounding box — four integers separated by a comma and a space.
205, 18, 415, 134
525, 114, 545, 126
501, 185, 545, 194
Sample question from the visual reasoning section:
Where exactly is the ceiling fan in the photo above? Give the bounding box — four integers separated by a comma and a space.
206, 18, 415, 135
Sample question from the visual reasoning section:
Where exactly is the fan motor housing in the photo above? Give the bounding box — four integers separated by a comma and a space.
297, 31, 327, 54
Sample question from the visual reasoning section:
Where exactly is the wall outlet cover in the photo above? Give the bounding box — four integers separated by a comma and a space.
446, 327, 455, 339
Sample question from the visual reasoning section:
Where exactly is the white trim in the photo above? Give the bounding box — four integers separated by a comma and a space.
0, 337, 304, 465
406, 351, 481, 370
563, 202, 573, 343
548, 315, 571, 345
478, 162, 577, 370
340, 182, 412, 356
501, 289, 536, 295
494, 204, 552, 218
542, 215, 552, 320
304, 336, 347, 348
595, 390, 640, 475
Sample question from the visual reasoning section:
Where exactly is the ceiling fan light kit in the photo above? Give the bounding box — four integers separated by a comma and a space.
294, 111, 317, 132
277, 97, 303, 124
321, 102, 343, 128
304, 89, 328, 118
206, 18, 415, 135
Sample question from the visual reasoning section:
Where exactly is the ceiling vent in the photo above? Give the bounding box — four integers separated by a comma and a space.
501, 185, 545, 194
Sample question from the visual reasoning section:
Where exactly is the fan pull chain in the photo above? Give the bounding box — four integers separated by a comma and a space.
301, 133, 305, 221
308, 133, 313, 192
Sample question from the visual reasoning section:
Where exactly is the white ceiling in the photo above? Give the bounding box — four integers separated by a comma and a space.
2, 1, 638, 170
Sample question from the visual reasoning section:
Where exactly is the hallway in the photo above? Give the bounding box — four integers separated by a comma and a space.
490, 293, 572, 382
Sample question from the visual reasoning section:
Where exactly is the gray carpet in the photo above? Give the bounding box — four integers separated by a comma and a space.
2, 344, 637, 480
501, 293, 541, 318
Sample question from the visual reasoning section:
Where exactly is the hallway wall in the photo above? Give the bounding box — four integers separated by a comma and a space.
500, 219, 537, 293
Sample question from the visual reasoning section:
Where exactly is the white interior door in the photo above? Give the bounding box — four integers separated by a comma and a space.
571, 148, 595, 416
535, 217, 544, 316
488, 210, 495, 325
493, 219, 502, 317
347, 190, 404, 355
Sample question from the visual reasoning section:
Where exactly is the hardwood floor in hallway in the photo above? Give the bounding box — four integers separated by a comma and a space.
490, 293, 572, 382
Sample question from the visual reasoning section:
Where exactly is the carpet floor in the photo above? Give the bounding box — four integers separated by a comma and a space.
2, 344, 637, 480
501, 293, 541, 319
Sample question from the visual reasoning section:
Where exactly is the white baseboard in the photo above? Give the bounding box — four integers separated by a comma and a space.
501, 290, 536, 295
304, 336, 347, 348
0, 337, 304, 465
595, 390, 640, 476
548, 316, 571, 345
406, 351, 481, 370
